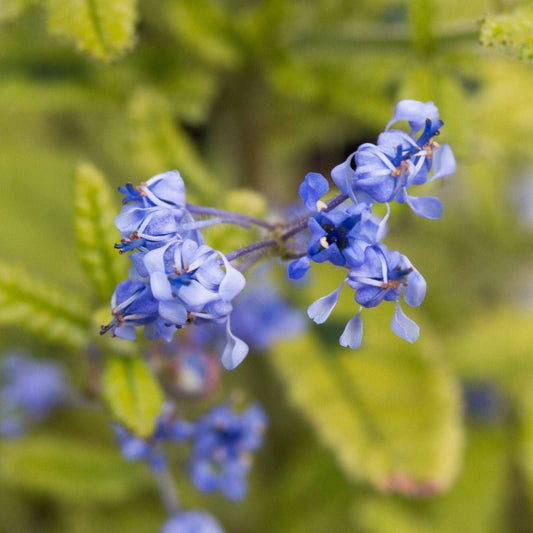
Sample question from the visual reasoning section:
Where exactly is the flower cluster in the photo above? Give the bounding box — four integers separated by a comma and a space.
114, 402, 267, 501
0, 351, 67, 437
103, 99, 455, 360
102, 171, 249, 370
288, 100, 454, 348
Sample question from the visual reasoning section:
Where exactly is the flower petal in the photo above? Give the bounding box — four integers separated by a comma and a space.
391, 302, 419, 343
150, 271, 173, 301
403, 263, 426, 307
218, 253, 246, 301
406, 195, 443, 219
386, 99, 440, 135
307, 281, 345, 324
158, 300, 188, 325
288, 256, 310, 280
430, 144, 456, 182
339, 311, 363, 349
299, 172, 329, 211
221, 319, 249, 370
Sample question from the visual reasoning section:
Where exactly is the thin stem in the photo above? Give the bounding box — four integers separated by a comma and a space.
226, 239, 278, 262
281, 193, 348, 240
186, 203, 275, 231
153, 463, 180, 516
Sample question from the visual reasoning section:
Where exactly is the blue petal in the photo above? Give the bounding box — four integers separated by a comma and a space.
221, 319, 249, 370
143, 242, 172, 274
406, 195, 443, 219
150, 271, 173, 300
147, 170, 186, 207
178, 280, 218, 308
307, 281, 345, 324
218, 253, 246, 301
339, 311, 363, 349
331, 153, 355, 194
114, 324, 137, 341
159, 301, 188, 325
430, 144, 456, 182
403, 263, 426, 307
386, 100, 440, 135
391, 302, 419, 343
299, 173, 329, 211
288, 256, 310, 279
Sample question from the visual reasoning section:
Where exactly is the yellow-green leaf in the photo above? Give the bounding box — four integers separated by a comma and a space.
0, 435, 147, 503
102, 356, 163, 438
74, 162, 126, 303
46, 0, 138, 61
270, 318, 463, 494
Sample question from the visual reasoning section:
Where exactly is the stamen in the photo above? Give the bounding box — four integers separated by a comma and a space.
316, 200, 327, 211
391, 160, 409, 177
320, 236, 329, 249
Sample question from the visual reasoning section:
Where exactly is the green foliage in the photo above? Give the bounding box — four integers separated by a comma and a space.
480, 5, 533, 60
0, 0, 35, 21
102, 356, 163, 438
0, 260, 90, 350
74, 162, 126, 303
46, 0, 138, 61
128, 88, 218, 203
270, 323, 463, 495
0, 435, 147, 503
352, 426, 508, 532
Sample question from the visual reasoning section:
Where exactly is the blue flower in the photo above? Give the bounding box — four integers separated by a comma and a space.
0, 351, 66, 437
143, 239, 249, 370
288, 173, 387, 279
331, 100, 455, 219
161, 511, 224, 533
190, 403, 267, 501
230, 283, 307, 351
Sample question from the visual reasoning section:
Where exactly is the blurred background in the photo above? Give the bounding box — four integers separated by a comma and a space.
1, 0, 533, 531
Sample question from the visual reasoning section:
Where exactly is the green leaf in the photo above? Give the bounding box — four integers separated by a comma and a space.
480, 6, 533, 61
128, 88, 218, 203
102, 356, 163, 438
0, 435, 147, 503
270, 316, 463, 494
0, 260, 90, 349
446, 306, 533, 384
74, 162, 126, 303
46, 0, 138, 61
352, 426, 508, 532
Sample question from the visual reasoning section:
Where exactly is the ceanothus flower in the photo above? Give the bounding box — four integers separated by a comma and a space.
0, 351, 67, 437
114, 170, 203, 254
331, 100, 455, 219
143, 239, 248, 370
307, 243, 426, 348
161, 511, 224, 533
190, 403, 267, 501
288, 172, 387, 279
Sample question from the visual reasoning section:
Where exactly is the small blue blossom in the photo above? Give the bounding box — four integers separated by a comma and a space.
161, 511, 224, 533
190, 403, 267, 501
288, 172, 387, 279
331, 99, 455, 219
230, 283, 307, 351
0, 351, 67, 437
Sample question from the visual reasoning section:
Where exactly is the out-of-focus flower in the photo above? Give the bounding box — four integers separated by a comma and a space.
161, 511, 224, 533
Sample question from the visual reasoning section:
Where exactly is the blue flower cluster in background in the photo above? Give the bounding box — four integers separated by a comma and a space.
288, 100, 455, 348
0, 351, 67, 437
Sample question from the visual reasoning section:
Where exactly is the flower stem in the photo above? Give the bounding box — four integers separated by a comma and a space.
153, 464, 180, 516
186, 203, 275, 230
226, 239, 278, 262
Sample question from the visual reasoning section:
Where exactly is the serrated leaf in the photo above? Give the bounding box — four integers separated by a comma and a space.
352, 426, 508, 532
270, 320, 463, 494
102, 356, 163, 438
0, 435, 147, 503
74, 162, 126, 303
480, 7, 533, 61
0, 260, 90, 349
46, 0, 138, 61
128, 88, 218, 204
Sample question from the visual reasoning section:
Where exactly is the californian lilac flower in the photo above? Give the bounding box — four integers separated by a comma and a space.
190, 403, 267, 501
0, 352, 66, 437
230, 283, 307, 351
143, 239, 248, 370
115, 171, 204, 254
161, 511, 224, 533
331, 100, 455, 219
113, 411, 194, 471
288, 172, 387, 279
306, 243, 426, 348
101, 274, 176, 342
